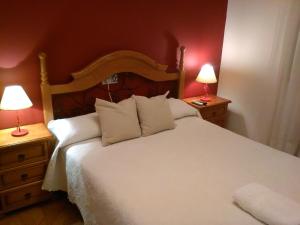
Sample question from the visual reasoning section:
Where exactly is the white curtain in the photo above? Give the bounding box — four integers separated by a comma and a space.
218, 0, 300, 156
268, 28, 300, 156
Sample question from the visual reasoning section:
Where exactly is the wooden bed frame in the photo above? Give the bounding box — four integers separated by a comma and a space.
39, 47, 186, 124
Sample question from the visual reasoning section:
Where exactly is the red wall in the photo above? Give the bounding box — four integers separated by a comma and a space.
0, 0, 227, 129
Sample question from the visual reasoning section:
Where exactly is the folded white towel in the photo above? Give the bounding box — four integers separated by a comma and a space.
233, 183, 300, 225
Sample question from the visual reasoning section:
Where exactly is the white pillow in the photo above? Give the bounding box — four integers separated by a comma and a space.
168, 98, 201, 119
133, 93, 175, 136
48, 112, 101, 148
95, 98, 141, 146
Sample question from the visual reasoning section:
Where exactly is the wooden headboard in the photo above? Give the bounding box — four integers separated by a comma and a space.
39, 47, 186, 124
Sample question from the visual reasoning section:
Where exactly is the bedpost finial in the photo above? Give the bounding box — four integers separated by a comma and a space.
179, 46, 186, 71
39, 52, 47, 59
39, 52, 48, 85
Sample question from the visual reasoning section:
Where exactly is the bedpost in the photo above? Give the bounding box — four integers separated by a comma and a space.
39, 52, 54, 124
178, 46, 186, 99
0, 80, 3, 97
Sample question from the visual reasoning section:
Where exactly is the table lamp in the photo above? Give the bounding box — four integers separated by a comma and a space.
0, 85, 33, 137
196, 64, 217, 102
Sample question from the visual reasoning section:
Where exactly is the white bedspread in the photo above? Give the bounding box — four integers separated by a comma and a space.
48, 117, 300, 225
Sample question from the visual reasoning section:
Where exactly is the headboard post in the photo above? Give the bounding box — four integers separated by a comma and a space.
0, 80, 4, 98
178, 46, 186, 99
39, 52, 54, 124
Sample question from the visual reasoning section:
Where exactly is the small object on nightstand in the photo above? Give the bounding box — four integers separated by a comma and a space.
184, 95, 231, 127
0, 123, 53, 214
191, 100, 207, 106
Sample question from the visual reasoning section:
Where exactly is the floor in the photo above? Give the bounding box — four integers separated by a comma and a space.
0, 193, 83, 225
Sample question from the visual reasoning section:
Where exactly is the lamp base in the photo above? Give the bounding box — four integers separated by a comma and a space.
11, 128, 29, 137
199, 96, 212, 102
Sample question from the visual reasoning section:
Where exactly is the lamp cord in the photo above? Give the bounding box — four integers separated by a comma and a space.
107, 83, 113, 102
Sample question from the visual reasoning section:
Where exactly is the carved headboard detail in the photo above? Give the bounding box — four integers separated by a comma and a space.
39, 47, 186, 124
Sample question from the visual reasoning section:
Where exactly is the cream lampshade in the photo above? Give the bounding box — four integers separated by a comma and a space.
196, 64, 217, 102
0, 85, 33, 136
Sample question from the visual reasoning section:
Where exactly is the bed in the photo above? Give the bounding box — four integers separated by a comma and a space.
38, 48, 300, 225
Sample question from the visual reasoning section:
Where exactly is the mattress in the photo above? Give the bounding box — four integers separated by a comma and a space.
60, 117, 300, 225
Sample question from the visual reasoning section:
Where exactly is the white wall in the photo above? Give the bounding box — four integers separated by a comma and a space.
218, 0, 299, 144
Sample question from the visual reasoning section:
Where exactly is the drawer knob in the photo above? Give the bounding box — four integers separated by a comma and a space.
17, 154, 26, 162
21, 173, 28, 181
24, 193, 32, 200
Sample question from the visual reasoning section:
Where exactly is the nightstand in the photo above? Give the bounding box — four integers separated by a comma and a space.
0, 123, 53, 214
183, 95, 231, 127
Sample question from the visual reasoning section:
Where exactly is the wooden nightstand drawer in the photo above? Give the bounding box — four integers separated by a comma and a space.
1, 181, 50, 212
0, 163, 47, 190
0, 141, 49, 170
200, 105, 226, 119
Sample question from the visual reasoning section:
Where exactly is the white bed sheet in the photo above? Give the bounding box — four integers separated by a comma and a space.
56, 117, 300, 225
